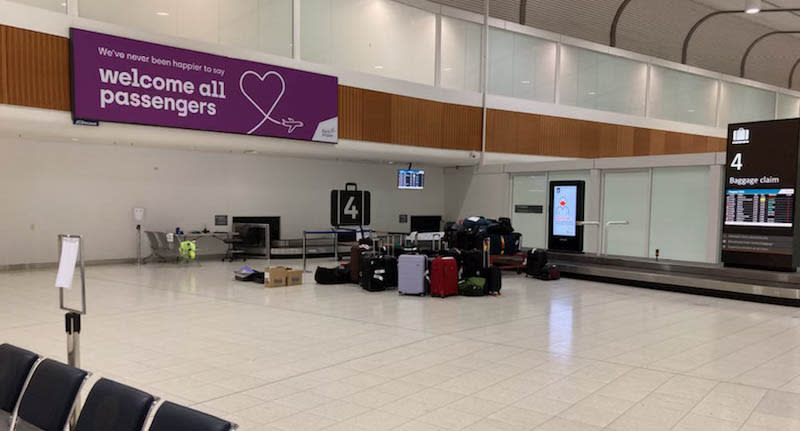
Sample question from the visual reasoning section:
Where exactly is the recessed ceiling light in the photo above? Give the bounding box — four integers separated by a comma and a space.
521, 80, 531, 84
156, 11, 169, 16
687, 109, 696, 113
374, 65, 384, 70
70, 137, 79, 141
244, 149, 257, 155
60, 2, 66, 6
443, 67, 453, 72
588, 91, 597, 95
745, 0, 761, 14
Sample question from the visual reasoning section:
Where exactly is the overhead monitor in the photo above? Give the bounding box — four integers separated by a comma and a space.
398, 169, 424, 190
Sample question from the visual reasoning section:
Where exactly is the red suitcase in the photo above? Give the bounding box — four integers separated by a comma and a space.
430, 257, 458, 298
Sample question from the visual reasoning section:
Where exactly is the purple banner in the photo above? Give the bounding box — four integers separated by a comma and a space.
70, 28, 338, 143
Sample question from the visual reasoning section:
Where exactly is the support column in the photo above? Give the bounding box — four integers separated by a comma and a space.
585, 169, 602, 254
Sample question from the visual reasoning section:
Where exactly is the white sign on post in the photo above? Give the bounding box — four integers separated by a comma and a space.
56, 237, 80, 289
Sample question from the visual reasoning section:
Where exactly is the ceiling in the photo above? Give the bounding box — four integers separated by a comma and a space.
430, 0, 800, 91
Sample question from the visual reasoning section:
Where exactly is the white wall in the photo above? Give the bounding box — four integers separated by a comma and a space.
443, 166, 510, 222
0, 139, 445, 265
301, 0, 436, 85
78, 0, 294, 57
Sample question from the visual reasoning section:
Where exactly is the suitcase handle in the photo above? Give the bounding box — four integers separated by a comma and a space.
432, 233, 442, 252
482, 237, 490, 268
345, 182, 358, 191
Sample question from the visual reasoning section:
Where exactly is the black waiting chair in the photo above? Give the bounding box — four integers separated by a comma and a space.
149, 401, 235, 431
74, 378, 155, 431
0, 344, 39, 429
13, 359, 88, 431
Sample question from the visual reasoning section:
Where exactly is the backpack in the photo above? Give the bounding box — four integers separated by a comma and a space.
458, 277, 486, 296
486, 218, 513, 235
526, 249, 548, 277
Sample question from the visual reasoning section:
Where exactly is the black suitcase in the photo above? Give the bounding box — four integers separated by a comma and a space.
350, 245, 363, 283
461, 250, 482, 279
483, 265, 502, 295
526, 249, 548, 277
360, 255, 398, 292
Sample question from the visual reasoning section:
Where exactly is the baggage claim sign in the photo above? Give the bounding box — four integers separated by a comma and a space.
70, 28, 338, 143
722, 119, 800, 271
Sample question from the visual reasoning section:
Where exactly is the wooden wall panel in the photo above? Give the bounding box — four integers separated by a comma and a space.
0, 25, 724, 158
488, 108, 725, 159
441, 104, 481, 151
486, 109, 517, 153
1, 25, 70, 111
390, 96, 443, 148
338, 85, 481, 151
596, 123, 620, 158
709, 137, 726, 152
516, 112, 541, 155
579, 121, 601, 158
360, 90, 392, 143
615, 125, 635, 157
337, 86, 363, 141
0, 26, 7, 104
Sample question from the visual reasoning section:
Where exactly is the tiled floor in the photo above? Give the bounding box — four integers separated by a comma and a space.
2, 259, 800, 431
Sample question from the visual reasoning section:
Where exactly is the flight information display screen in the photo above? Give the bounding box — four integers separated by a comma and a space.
725, 189, 795, 228
722, 119, 800, 270
552, 185, 578, 237
398, 170, 424, 190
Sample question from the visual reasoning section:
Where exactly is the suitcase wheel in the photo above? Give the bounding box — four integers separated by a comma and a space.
418, 293, 424, 297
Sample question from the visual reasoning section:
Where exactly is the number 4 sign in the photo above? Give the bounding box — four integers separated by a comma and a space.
331, 183, 371, 226
730, 153, 743, 171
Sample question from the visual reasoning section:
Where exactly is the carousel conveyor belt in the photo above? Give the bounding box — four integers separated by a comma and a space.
547, 252, 800, 306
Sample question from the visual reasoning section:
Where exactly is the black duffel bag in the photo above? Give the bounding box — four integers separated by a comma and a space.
315, 266, 351, 285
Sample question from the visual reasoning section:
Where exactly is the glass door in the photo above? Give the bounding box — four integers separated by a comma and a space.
602, 170, 651, 257
512, 174, 548, 249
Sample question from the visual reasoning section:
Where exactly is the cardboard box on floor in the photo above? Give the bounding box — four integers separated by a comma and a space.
286, 269, 303, 286
264, 266, 303, 287
264, 266, 288, 288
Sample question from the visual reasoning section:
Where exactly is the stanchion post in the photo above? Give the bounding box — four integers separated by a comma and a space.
56, 234, 87, 431
65, 312, 81, 429
333, 229, 338, 261
302, 231, 307, 272
136, 224, 142, 268
65, 312, 81, 367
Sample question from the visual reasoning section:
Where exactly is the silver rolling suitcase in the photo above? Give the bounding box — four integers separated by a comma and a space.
398, 254, 426, 296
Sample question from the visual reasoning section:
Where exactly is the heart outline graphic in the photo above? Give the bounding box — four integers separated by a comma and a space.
239, 70, 303, 135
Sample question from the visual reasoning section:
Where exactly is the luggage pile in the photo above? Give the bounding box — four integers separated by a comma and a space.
445, 216, 521, 255
315, 234, 503, 298
525, 248, 561, 281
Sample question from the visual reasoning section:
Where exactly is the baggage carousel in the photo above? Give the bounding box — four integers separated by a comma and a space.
548, 252, 800, 306
270, 238, 352, 258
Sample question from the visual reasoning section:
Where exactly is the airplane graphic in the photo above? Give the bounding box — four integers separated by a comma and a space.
281, 117, 304, 134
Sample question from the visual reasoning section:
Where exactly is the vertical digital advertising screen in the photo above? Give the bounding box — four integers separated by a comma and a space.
722, 119, 800, 271
548, 181, 585, 252
552, 185, 578, 237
